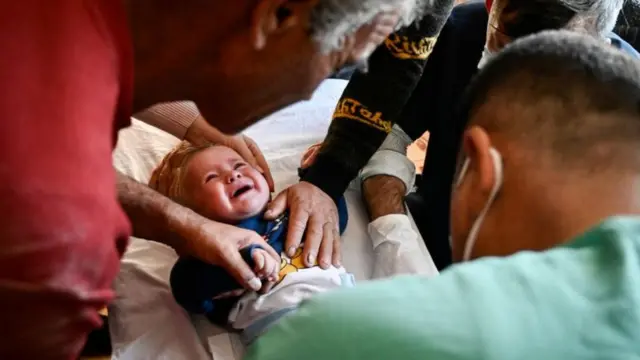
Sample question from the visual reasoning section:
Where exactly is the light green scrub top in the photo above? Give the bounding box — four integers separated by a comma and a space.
244, 217, 640, 360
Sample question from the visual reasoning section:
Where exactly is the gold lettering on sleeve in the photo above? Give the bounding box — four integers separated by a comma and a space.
384, 35, 438, 60
333, 98, 392, 133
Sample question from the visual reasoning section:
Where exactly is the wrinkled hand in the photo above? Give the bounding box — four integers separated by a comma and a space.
185, 116, 275, 191
265, 182, 340, 269
176, 211, 280, 292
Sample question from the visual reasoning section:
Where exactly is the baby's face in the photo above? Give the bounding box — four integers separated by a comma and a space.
182, 146, 270, 223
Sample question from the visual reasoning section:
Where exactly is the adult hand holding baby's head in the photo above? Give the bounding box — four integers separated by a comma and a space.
173, 208, 280, 292
185, 115, 275, 191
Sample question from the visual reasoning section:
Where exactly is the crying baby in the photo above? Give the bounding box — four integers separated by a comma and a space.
149, 141, 351, 345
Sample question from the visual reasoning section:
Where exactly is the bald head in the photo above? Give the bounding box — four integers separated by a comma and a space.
463, 30, 640, 172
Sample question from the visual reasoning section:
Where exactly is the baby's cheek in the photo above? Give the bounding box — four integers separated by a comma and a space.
196, 187, 234, 220
256, 189, 271, 210
252, 170, 270, 190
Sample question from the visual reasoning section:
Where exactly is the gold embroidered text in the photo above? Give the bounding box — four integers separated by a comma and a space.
333, 98, 392, 132
385, 35, 438, 60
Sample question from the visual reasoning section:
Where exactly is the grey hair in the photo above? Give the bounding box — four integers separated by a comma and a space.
309, 0, 433, 53
560, 0, 624, 36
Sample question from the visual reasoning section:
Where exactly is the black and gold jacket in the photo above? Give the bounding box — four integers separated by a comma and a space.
302, 0, 455, 201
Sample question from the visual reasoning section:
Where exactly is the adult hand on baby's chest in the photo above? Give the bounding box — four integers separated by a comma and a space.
265, 182, 340, 271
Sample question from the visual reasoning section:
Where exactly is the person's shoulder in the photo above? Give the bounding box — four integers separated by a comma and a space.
579, 216, 640, 237
598, 215, 640, 231
608, 32, 640, 58
448, 0, 489, 29
564, 216, 640, 259
427, 0, 487, 67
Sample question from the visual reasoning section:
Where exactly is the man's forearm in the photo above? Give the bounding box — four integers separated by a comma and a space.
362, 175, 407, 221
133, 101, 200, 139
359, 124, 416, 221
116, 170, 191, 253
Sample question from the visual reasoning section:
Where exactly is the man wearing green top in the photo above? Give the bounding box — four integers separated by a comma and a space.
243, 30, 640, 359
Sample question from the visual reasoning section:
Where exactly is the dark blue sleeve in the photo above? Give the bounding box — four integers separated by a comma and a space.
337, 196, 349, 235
170, 245, 264, 319
170, 257, 241, 315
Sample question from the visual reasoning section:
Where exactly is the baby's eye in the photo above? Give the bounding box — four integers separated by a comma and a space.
234, 163, 246, 170
205, 173, 218, 183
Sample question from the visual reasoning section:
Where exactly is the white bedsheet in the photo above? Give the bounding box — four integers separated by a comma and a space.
110, 79, 437, 360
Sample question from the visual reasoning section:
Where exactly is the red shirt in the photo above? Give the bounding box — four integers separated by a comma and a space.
0, 1, 132, 358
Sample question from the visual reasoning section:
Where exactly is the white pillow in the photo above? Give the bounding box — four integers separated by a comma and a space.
113, 119, 180, 182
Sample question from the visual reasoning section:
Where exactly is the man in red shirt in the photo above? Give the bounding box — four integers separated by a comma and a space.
0, 0, 429, 358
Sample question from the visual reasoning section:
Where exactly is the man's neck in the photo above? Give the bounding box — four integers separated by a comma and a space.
521, 173, 640, 248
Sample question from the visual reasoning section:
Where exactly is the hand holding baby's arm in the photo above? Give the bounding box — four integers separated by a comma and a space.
170, 242, 280, 315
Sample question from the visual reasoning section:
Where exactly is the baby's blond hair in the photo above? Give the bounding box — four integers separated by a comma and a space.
149, 141, 214, 203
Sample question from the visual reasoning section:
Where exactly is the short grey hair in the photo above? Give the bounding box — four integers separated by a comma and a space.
309, 0, 434, 52
561, 0, 624, 36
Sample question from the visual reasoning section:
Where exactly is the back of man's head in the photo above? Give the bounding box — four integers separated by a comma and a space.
496, 0, 623, 38
463, 30, 640, 173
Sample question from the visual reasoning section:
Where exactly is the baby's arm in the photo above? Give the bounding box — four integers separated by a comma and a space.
170, 256, 244, 315
170, 245, 278, 317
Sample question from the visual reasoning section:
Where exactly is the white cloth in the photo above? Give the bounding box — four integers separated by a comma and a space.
368, 214, 438, 279
230, 265, 348, 330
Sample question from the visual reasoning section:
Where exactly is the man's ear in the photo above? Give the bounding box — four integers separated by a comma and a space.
462, 126, 495, 195
250, 0, 319, 50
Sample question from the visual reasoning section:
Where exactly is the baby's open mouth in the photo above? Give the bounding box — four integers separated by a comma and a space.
232, 185, 253, 198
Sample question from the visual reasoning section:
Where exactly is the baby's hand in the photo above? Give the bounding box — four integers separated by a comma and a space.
252, 248, 279, 286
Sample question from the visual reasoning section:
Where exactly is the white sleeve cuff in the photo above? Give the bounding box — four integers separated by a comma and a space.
360, 150, 416, 194
367, 214, 418, 249
379, 124, 413, 152
358, 124, 416, 194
